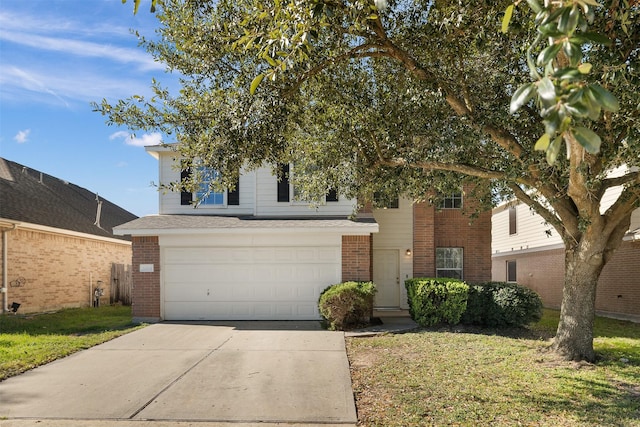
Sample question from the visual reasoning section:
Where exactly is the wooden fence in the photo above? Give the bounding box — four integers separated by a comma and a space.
110, 263, 132, 305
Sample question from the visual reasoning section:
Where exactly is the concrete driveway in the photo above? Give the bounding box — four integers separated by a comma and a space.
0, 322, 357, 427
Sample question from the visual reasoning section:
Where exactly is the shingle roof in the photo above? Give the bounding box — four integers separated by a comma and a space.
114, 214, 378, 236
0, 158, 138, 240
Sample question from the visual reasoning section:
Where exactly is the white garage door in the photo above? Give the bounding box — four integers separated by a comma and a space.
162, 245, 341, 320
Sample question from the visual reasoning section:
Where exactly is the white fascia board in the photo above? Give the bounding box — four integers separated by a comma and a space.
115, 224, 379, 237
145, 143, 177, 159
492, 242, 565, 257
2, 219, 131, 246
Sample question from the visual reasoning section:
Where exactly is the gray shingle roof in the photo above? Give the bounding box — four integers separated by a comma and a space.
114, 214, 378, 235
0, 158, 138, 240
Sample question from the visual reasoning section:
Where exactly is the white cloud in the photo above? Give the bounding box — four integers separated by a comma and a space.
110, 131, 163, 147
14, 129, 31, 144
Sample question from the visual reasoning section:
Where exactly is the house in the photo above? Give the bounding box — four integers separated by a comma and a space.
114, 145, 492, 322
491, 190, 640, 321
0, 158, 137, 315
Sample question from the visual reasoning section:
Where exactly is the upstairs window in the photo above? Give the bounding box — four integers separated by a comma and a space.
180, 164, 239, 207
440, 192, 463, 209
196, 167, 224, 206
509, 206, 517, 235
277, 163, 339, 203
374, 192, 399, 209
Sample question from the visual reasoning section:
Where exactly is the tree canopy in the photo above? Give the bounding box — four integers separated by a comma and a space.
98, 0, 639, 361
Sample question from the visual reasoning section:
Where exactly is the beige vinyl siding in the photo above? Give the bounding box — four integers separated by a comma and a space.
253, 167, 356, 217
372, 197, 414, 309
492, 203, 563, 255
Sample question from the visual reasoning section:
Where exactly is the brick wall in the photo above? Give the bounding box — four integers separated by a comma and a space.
2, 228, 131, 314
413, 199, 492, 282
342, 235, 373, 282
131, 236, 161, 321
492, 240, 640, 319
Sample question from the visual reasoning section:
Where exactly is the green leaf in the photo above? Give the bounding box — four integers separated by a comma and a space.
571, 126, 601, 153
502, 5, 514, 34
526, 0, 543, 14
510, 83, 536, 114
589, 84, 620, 112
557, 7, 573, 33
571, 32, 612, 46
537, 43, 562, 66
546, 135, 563, 164
578, 63, 592, 74
250, 73, 265, 95
537, 77, 556, 103
534, 133, 550, 151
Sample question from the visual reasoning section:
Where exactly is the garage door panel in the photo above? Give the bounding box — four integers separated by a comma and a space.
163, 244, 341, 320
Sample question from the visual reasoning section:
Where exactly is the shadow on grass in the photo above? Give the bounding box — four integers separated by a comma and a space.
0, 306, 137, 336
515, 368, 640, 427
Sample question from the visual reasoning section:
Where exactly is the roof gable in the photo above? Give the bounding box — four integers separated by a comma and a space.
0, 158, 138, 240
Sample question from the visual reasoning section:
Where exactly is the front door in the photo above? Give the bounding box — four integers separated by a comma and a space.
373, 250, 400, 307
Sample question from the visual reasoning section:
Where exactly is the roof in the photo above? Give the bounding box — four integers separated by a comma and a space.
0, 158, 138, 240
114, 214, 378, 236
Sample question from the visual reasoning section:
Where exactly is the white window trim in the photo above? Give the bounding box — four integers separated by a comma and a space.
435, 247, 464, 280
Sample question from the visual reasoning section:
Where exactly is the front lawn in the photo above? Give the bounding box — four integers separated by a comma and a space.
0, 305, 143, 381
347, 309, 640, 426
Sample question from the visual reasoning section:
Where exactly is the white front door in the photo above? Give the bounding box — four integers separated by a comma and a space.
373, 249, 400, 307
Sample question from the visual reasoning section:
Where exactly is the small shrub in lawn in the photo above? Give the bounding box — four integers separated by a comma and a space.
405, 278, 469, 327
318, 281, 377, 330
461, 281, 543, 327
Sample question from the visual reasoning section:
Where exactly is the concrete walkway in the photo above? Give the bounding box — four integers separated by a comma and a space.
0, 322, 357, 427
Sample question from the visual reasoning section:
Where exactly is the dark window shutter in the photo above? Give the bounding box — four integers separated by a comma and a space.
277, 164, 290, 202
227, 176, 240, 205
509, 206, 517, 235
326, 189, 339, 202
180, 168, 192, 206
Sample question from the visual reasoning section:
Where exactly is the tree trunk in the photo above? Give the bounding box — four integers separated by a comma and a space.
552, 244, 607, 362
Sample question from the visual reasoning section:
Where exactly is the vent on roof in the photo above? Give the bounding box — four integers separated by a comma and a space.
94, 194, 103, 229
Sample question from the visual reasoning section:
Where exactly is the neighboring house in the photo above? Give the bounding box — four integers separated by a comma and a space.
0, 158, 137, 315
114, 145, 492, 322
492, 188, 640, 320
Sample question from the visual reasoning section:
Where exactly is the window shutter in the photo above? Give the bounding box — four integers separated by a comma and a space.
326, 189, 339, 202
277, 164, 290, 202
227, 176, 240, 206
509, 206, 517, 235
180, 168, 192, 206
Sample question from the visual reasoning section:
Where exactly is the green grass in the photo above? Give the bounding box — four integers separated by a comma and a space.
0, 305, 143, 381
347, 309, 640, 426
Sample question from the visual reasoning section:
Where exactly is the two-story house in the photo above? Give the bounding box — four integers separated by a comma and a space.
115, 145, 491, 322
492, 173, 640, 320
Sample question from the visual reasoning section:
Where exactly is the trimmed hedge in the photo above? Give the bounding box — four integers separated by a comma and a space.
461, 281, 543, 327
318, 281, 377, 330
405, 278, 469, 327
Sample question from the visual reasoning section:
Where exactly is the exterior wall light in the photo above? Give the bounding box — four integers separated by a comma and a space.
405, 249, 412, 256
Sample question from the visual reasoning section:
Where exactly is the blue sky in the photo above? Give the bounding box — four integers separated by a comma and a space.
0, 0, 175, 217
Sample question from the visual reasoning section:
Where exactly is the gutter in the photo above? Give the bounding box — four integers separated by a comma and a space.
1, 222, 19, 315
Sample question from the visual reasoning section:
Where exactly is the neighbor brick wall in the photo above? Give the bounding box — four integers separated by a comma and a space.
2, 227, 131, 314
342, 235, 373, 282
492, 240, 640, 319
131, 236, 161, 321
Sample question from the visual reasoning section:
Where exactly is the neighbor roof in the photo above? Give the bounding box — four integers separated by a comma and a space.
0, 158, 138, 240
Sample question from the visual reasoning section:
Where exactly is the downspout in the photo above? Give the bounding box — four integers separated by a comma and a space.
1, 224, 18, 314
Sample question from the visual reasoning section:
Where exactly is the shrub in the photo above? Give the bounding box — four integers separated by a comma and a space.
405, 278, 469, 327
318, 281, 377, 330
461, 281, 543, 327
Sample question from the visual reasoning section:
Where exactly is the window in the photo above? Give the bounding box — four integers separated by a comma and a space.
277, 163, 339, 203
509, 206, 517, 235
180, 164, 239, 207
374, 192, 399, 209
440, 192, 463, 209
196, 167, 224, 205
435, 248, 463, 279
506, 260, 517, 282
